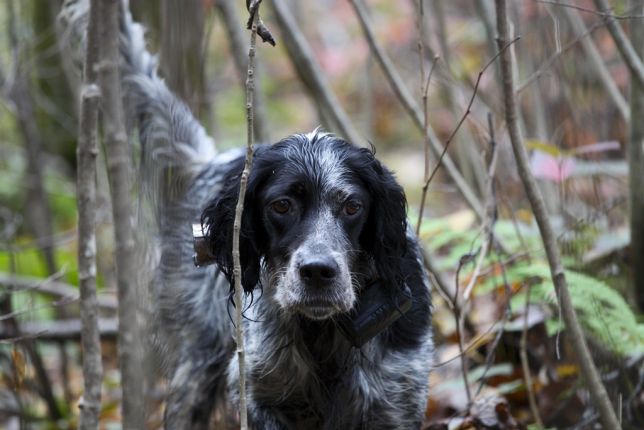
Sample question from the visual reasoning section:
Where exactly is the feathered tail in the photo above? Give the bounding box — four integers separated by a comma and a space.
58, 0, 216, 212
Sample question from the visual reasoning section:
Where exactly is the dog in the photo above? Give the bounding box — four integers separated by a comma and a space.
61, 2, 433, 428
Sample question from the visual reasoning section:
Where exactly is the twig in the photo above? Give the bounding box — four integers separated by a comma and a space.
0, 318, 118, 342
0, 295, 78, 321
628, 0, 644, 313
520, 284, 545, 428
421, 247, 453, 304
232, 2, 274, 427
5, 0, 58, 277
96, 0, 144, 427
416, 38, 518, 238
462, 113, 500, 300
433, 319, 503, 368
416, 54, 440, 236
537, 0, 644, 19
0, 318, 118, 340
349, 0, 484, 219
563, 6, 629, 122
474, 251, 512, 398
0, 272, 117, 310
495, 1, 621, 428
593, 0, 644, 89
246, 0, 275, 46
270, 0, 362, 145
431, 0, 489, 196
517, 18, 605, 93
454, 254, 475, 407
76, 1, 104, 425
3, 0, 63, 422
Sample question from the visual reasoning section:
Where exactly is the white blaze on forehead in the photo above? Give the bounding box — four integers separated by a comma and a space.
304, 126, 330, 142
283, 129, 352, 192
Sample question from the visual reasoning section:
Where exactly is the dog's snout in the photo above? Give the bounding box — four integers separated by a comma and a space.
299, 257, 339, 286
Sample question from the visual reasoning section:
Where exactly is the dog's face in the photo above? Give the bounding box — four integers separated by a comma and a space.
259, 150, 371, 319
202, 131, 408, 320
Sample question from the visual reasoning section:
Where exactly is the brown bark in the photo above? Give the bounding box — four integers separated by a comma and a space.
494, 1, 621, 428
96, 0, 144, 427
77, 0, 105, 427
628, 0, 644, 312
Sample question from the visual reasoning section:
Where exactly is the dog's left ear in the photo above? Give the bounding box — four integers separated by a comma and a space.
201, 152, 266, 294
349, 148, 408, 289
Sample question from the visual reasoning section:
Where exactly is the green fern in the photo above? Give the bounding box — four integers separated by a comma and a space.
510, 263, 644, 357
421, 216, 643, 357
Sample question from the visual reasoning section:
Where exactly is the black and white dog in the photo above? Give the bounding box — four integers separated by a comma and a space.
62, 2, 433, 428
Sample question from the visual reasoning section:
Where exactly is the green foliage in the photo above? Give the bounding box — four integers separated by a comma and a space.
0, 245, 78, 282
421, 215, 644, 358
509, 263, 644, 357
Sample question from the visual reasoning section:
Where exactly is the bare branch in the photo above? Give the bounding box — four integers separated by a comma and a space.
96, 0, 144, 427
270, 0, 363, 145
563, 6, 629, 121
232, 2, 275, 426
520, 285, 545, 428
495, 1, 621, 428
593, 0, 644, 88
76, 1, 104, 426
349, 0, 484, 219
462, 113, 501, 300
418, 37, 518, 231
454, 253, 475, 407
0, 318, 118, 342
0, 272, 117, 310
537, 0, 644, 19
416, 54, 440, 236
517, 18, 605, 93
628, 0, 644, 312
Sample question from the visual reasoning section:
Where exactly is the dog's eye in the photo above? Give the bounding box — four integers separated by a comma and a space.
344, 200, 362, 216
271, 199, 291, 214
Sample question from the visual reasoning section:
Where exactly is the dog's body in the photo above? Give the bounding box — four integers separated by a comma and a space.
61, 2, 433, 428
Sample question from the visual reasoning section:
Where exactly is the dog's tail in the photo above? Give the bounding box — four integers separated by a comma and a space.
58, 0, 216, 210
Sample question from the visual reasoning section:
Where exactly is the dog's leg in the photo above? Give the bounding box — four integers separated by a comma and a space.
247, 403, 290, 430
164, 353, 229, 430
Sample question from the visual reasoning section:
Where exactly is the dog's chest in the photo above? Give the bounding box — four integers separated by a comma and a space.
246, 322, 372, 424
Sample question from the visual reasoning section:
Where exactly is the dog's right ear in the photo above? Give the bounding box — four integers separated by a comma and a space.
201, 151, 266, 294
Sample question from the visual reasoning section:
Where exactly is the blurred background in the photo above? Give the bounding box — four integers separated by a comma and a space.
0, 0, 642, 428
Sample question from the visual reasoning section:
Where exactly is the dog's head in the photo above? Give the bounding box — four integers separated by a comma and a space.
202, 131, 408, 320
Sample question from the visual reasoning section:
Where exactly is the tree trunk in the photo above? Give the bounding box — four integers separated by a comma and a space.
76, 0, 104, 426
96, 0, 145, 427
628, 0, 644, 311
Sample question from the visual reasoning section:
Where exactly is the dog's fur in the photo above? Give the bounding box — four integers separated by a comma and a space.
61, 2, 433, 428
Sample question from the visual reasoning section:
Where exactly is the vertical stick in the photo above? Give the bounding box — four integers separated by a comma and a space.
96, 0, 144, 428
494, 1, 620, 428
628, 0, 644, 313
77, 0, 103, 428
232, 1, 269, 427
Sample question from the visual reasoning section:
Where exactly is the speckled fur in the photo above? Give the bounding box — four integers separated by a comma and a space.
60, 2, 434, 428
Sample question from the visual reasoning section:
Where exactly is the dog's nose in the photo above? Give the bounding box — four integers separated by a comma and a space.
299, 257, 339, 286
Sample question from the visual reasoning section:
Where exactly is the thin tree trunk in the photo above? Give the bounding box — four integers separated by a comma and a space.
494, 1, 621, 428
628, 0, 644, 312
96, 0, 144, 428
564, 6, 629, 122
593, 0, 644, 88
76, 0, 104, 427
